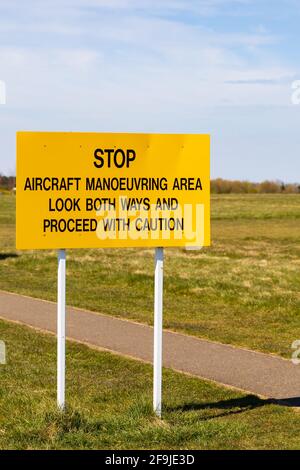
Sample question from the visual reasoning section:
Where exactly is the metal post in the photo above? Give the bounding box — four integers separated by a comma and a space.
153, 247, 164, 417
57, 249, 66, 410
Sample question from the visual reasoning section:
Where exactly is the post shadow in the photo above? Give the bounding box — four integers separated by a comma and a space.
0, 253, 18, 260
165, 394, 300, 421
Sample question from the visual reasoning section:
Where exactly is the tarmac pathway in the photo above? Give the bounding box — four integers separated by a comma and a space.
0, 290, 299, 403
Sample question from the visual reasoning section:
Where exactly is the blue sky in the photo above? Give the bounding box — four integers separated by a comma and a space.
0, 0, 299, 181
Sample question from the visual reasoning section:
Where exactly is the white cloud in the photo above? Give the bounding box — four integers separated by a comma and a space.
0, 8, 293, 116
0, 0, 299, 178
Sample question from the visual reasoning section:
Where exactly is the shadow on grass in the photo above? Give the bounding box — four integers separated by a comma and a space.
166, 395, 275, 421
0, 252, 18, 261
273, 397, 300, 407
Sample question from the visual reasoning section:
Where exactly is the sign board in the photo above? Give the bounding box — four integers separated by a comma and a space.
16, 132, 210, 249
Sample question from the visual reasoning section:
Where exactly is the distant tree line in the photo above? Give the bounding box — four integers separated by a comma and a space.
0, 175, 299, 194
0, 175, 16, 190
211, 179, 300, 194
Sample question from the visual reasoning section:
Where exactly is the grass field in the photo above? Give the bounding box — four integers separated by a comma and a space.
0, 193, 299, 357
1, 318, 300, 450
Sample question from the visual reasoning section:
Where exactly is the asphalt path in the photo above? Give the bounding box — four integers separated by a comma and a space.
0, 290, 299, 404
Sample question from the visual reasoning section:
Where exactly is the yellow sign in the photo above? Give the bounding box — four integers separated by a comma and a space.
16, 132, 210, 249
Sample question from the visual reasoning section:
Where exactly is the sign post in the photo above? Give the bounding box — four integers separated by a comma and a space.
153, 247, 164, 417
16, 132, 210, 415
57, 249, 66, 410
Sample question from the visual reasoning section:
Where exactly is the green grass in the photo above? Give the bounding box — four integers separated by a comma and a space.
0, 319, 300, 450
0, 193, 300, 357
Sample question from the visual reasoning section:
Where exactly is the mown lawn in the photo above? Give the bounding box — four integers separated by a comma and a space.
0, 319, 300, 450
0, 193, 300, 357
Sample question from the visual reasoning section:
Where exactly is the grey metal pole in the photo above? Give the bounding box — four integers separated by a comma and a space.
57, 249, 66, 410
153, 247, 164, 417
